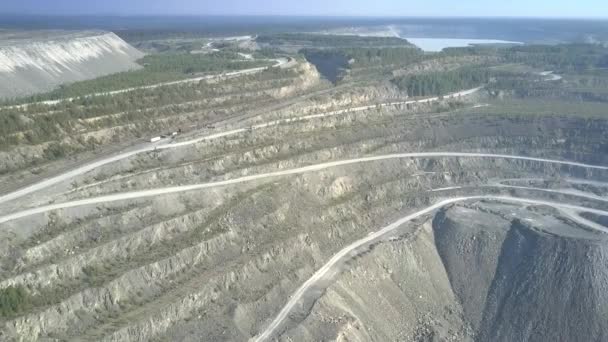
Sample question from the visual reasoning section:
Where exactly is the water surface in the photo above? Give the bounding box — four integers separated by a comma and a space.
405, 37, 522, 52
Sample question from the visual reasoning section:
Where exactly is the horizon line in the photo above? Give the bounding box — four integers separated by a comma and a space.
0, 13, 607, 20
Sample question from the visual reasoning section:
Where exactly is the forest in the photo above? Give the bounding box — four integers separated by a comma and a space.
302, 47, 425, 82
502, 44, 608, 70
3, 39, 608, 170
391, 67, 492, 96
440, 43, 608, 71
258, 33, 413, 48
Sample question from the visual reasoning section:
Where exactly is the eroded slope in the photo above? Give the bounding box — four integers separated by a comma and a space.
0, 31, 143, 99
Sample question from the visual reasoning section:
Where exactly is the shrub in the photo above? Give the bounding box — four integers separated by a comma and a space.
43, 143, 69, 160
0, 286, 31, 318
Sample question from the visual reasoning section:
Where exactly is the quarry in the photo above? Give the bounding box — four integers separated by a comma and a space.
0, 20, 608, 342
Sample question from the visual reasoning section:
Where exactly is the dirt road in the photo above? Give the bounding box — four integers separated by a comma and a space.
251, 194, 608, 341
1, 151, 607, 224
0, 87, 482, 204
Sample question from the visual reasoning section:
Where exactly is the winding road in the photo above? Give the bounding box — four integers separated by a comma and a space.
0, 34, 604, 342
1, 151, 607, 224
0, 87, 481, 205
1, 76, 605, 341
251, 194, 608, 341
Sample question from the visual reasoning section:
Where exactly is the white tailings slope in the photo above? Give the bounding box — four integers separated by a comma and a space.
0, 31, 144, 99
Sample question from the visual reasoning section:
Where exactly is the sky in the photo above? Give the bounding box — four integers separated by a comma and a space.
1, 0, 607, 18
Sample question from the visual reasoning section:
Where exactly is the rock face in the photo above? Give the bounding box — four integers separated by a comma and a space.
436, 205, 608, 342
0, 31, 144, 99
283, 204, 608, 341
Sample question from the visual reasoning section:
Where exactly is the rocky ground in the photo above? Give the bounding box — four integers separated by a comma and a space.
1, 53, 608, 342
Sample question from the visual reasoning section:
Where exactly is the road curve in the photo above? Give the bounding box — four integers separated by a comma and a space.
490, 184, 608, 203
251, 195, 608, 342
0, 88, 481, 205
1, 152, 607, 224
431, 183, 608, 204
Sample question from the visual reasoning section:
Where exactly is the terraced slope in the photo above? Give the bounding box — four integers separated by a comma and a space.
1, 74, 608, 341
0, 61, 321, 186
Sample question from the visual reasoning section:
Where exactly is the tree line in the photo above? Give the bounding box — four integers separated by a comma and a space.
258, 33, 413, 48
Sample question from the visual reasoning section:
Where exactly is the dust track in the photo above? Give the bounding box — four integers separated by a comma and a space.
0, 87, 481, 205
1, 152, 607, 224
